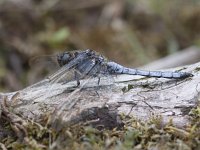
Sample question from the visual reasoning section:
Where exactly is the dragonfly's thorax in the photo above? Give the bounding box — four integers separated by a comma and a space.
57, 49, 107, 76
57, 49, 100, 67
75, 50, 107, 75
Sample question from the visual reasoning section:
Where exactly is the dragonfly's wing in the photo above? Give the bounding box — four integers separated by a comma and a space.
29, 50, 87, 83
29, 54, 59, 71
53, 59, 106, 121
29, 50, 86, 71
54, 67, 116, 123
54, 76, 94, 120
47, 52, 90, 84
48, 51, 96, 83
28, 54, 61, 83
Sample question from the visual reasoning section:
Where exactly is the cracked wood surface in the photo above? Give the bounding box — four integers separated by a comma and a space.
0, 62, 199, 127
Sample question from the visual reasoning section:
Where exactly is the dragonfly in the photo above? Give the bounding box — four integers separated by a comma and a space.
45, 49, 193, 86
30, 49, 193, 122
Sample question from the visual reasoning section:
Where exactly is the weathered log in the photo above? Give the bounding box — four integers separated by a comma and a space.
0, 61, 199, 128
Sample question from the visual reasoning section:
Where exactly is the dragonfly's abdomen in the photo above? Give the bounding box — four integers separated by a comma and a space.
132, 70, 193, 79
107, 62, 193, 79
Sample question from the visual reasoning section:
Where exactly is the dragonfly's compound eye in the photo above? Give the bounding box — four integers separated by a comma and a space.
57, 52, 71, 67
62, 53, 70, 61
74, 51, 79, 56
62, 53, 71, 64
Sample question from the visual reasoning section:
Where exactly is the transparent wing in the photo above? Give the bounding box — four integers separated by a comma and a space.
29, 50, 85, 71
52, 59, 106, 121
47, 51, 90, 84
28, 50, 86, 83
54, 68, 116, 123
41, 54, 98, 117
28, 54, 61, 83
29, 54, 59, 72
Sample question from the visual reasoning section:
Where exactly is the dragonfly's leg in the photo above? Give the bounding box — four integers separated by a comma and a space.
76, 80, 80, 87
75, 71, 80, 87
97, 77, 101, 85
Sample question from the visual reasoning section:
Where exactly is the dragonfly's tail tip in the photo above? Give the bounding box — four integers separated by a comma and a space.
178, 72, 194, 79
185, 72, 194, 78
189, 73, 194, 77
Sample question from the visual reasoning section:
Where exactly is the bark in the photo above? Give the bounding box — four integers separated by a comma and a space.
0, 61, 199, 128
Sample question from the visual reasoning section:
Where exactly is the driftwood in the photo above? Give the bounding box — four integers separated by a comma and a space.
0, 61, 199, 128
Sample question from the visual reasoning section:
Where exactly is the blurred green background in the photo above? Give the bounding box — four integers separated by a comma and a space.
0, 0, 200, 92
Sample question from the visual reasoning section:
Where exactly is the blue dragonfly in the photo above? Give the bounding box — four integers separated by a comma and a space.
46, 49, 193, 86
29, 49, 193, 121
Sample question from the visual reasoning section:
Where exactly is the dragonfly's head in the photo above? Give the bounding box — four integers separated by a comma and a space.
57, 52, 73, 67
85, 49, 105, 62
84, 49, 96, 56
